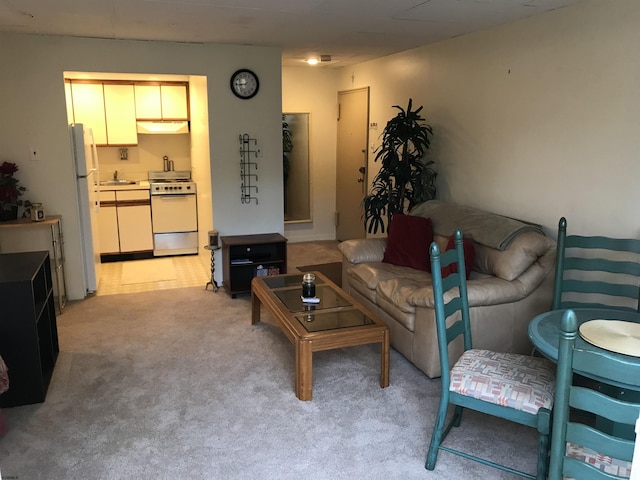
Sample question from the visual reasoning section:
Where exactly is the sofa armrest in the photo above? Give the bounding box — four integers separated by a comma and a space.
339, 238, 386, 264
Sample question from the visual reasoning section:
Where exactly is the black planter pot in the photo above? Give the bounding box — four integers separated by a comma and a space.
0, 205, 18, 222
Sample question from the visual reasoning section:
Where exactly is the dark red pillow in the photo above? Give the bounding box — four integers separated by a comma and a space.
382, 214, 433, 271
441, 235, 475, 279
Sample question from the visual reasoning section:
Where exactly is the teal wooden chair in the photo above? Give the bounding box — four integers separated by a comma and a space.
425, 230, 556, 479
553, 217, 640, 312
548, 309, 638, 479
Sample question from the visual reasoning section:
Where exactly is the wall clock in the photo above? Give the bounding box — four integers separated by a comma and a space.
230, 69, 260, 99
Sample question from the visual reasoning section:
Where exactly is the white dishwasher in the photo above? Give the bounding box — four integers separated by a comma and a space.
149, 171, 198, 256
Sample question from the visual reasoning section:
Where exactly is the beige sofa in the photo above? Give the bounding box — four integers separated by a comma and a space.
339, 201, 556, 378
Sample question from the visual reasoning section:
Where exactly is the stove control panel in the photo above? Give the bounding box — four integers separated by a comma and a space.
150, 182, 197, 195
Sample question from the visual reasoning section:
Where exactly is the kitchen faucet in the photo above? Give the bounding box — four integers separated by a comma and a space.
113, 170, 118, 180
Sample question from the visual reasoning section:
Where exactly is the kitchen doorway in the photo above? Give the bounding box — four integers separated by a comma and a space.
64, 71, 214, 297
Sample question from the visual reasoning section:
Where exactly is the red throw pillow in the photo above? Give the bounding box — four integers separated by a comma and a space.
441, 235, 475, 279
382, 214, 433, 271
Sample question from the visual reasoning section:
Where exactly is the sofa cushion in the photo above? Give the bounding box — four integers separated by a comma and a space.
441, 235, 475, 279
348, 262, 430, 292
339, 237, 386, 264
474, 231, 554, 282
382, 214, 433, 271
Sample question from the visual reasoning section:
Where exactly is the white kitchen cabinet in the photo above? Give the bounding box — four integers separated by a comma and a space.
103, 84, 138, 145
70, 83, 108, 145
98, 189, 153, 255
134, 83, 188, 120
134, 85, 162, 119
64, 81, 74, 123
160, 85, 189, 119
116, 190, 153, 252
98, 191, 119, 254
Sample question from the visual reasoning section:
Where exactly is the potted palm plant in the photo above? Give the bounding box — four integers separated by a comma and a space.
363, 99, 436, 234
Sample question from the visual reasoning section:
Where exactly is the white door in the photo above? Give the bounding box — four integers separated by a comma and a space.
336, 87, 369, 241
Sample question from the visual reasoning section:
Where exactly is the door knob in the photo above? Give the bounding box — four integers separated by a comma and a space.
358, 166, 366, 174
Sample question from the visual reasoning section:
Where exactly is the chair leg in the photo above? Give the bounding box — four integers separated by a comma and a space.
452, 405, 463, 427
535, 431, 549, 480
425, 393, 451, 470
425, 415, 445, 469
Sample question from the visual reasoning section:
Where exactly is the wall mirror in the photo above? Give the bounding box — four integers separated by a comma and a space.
283, 113, 311, 223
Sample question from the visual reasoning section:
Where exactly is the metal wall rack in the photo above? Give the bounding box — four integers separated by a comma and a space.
239, 134, 260, 204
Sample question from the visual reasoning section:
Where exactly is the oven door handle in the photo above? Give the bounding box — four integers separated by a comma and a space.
154, 194, 193, 199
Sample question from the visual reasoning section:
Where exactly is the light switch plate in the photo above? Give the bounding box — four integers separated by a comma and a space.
29, 145, 39, 161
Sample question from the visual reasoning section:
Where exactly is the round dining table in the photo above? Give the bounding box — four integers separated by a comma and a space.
529, 307, 640, 439
528, 307, 640, 391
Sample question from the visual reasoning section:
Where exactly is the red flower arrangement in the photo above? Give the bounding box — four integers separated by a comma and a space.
0, 161, 27, 212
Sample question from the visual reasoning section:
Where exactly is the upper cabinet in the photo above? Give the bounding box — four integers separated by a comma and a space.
65, 80, 190, 146
103, 84, 138, 145
135, 83, 189, 120
68, 82, 108, 145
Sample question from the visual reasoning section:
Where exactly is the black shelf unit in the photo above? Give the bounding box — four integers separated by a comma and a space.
221, 233, 287, 297
0, 251, 59, 407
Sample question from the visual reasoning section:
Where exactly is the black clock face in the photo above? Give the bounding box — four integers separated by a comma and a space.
230, 69, 259, 99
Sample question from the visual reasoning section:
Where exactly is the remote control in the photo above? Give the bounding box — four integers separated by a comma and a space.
301, 296, 320, 304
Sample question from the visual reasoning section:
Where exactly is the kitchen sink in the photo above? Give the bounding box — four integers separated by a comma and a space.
100, 180, 137, 186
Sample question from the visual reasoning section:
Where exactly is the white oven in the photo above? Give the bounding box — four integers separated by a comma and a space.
149, 171, 198, 256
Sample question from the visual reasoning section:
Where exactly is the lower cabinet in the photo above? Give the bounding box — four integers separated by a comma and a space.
98, 202, 119, 254
118, 204, 153, 252
0, 252, 59, 407
99, 189, 153, 256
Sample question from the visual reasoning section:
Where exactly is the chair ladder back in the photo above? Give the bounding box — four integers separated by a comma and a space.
552, 217, 640, 312
429, 231, 472, 373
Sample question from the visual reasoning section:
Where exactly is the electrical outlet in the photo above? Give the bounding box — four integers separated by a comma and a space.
29, 145, 39, 161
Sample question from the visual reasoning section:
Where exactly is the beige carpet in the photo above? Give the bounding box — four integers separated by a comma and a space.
120, 258, 176, 284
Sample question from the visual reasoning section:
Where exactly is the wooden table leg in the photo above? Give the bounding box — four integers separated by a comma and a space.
251, 290, 261, 325
295, 339, 312, 401
380, 328, 390, 388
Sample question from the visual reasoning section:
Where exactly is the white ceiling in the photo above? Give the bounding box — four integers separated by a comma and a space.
0, 0, 584, 67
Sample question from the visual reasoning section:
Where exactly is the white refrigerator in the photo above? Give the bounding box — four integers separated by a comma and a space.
70, 123, 101, 294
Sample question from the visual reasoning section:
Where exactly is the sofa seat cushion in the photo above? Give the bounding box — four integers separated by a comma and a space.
450, 349, 555, 414
348, 262, 430, 292
376, 277, 432, 331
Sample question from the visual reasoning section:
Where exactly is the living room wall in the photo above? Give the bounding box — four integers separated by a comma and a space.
0, 33, 283, 300
338, 0, 640, 238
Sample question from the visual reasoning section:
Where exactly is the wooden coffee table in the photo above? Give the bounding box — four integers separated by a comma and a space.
251, 271, 390, 401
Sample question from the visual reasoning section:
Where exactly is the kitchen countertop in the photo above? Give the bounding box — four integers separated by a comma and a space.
99, 180, 150, 191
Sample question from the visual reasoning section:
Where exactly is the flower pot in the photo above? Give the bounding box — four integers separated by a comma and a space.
0, 205, 18, 222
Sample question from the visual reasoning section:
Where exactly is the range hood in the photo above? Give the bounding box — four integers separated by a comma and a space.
137, 121, 189, 134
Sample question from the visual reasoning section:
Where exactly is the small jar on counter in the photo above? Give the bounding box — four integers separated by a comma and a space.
302, 273, 316, 298
30, 203, 45, 222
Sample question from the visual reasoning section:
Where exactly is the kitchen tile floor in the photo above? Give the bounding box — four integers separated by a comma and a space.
97, 255, 210, 296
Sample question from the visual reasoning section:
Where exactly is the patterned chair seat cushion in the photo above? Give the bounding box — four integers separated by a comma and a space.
450, 349, 555, 414
563, 442, 632, 479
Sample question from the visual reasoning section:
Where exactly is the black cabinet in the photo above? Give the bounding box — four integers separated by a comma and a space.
221, 233, 287, 297
0, 251, 59, 407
